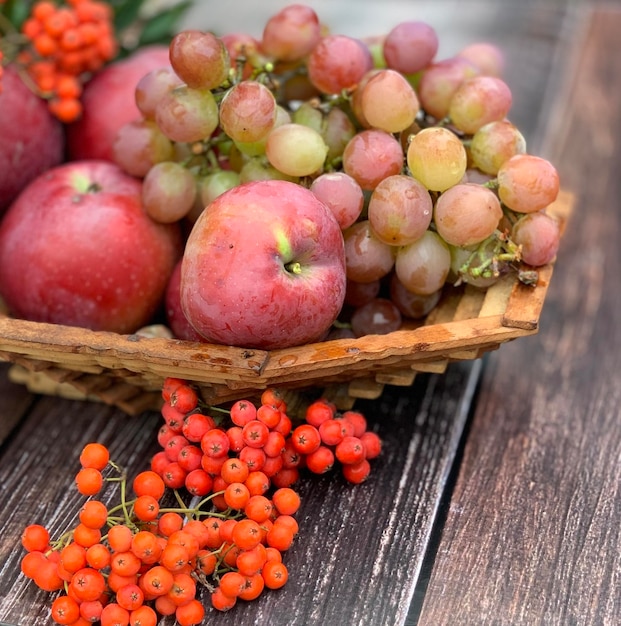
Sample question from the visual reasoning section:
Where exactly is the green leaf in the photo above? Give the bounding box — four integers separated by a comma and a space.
1, 0, 32, 30
137, 1, 193, 46
111, 0, 145, 33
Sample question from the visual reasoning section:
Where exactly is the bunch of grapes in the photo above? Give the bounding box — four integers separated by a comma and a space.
113, 3, 562, 340
18, 377, 382, 623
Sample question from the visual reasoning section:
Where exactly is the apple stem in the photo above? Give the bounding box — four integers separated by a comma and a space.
285, 261, 303, 275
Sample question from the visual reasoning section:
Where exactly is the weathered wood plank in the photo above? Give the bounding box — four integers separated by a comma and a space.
416, 7, 621, 625
0, 363, 35, 445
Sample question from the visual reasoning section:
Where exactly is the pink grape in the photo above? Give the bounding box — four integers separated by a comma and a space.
322, 106, 357, 162
359, 68, 420, 133
343, 220, 395, 283
389, 273, 442, 319
342, 129, 404, 190
235, 105, 291, 157
219, 81, 277, 143
220, 32, 264, 80
350, 298, 402, 337
457, 42, 505, 77
135, 67, 182, 120
511, 211, 561, 266
307, 34, 373, 95
382, 21, 439, 75
417, 56, 480, 120
497, 154, 560, 213
395, 230, 451, 295
344, 278, 381, 308
155, 85, 219, 143
470, 119, 526, 174
261, 4, 321, 62
142, 161, 197, 223
434, 183, 503, 246
407, 127, 467, 192
310, 172, 364, 229
113, 119, 174, 177
448, 75, 512, 135
169, 30, 230, 90
367, 174, 433, 246
266, 123, 328, 177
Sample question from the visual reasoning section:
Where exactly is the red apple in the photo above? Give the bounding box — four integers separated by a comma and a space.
165, 260, 205, 342
0, 160, 183, 333
181, 180, 347, 349
65, 46, 171, 163
0, 65, 65, 215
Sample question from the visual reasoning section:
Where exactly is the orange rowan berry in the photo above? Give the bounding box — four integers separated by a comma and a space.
260, 388, 287, 410
157, 512, 184, 537
75, 467, 103, 496
79, 599, 104, 623
175, 598, 205, 626
107, 571, 138, 593
244, 494, 274, 523
22, 17, 43, 39
130, 530, 162, 564
51, 594, 81, 625
219, 570, 247, 597
60, 542, 87, 573
220, 457, 250, 484
262, 559, 289, 589
20, 551, 47, 579
32, 1, 57, 22
224, 481, 250, 510
69, 567, 106, 602
167, 572, 196, 606
21, 524, 50, 552
100, 602, 130, 626
129, 604, 157, 626
211, 586, 237, 611
79, 500, 109, 529
182, 519, 212, 550
73, 523, 102, 548
231, 518, 262, 551
159, 543, 190, 573
272, 486, 301, 515
238, 572, 265, 601
266, 522, 295, 552
85, 543, 111, 570
342, 458, 371, 484
107, 524, 133, 552
132, 470, 165, 500
133, 495, 160, 522
34, 558, 64, 591
195, 549, 217, 576
116, 583, 144, 611
236, 543, 267, 576
154, 594, 177, 616
110, 550, 142, 577
141, 565, 174, 597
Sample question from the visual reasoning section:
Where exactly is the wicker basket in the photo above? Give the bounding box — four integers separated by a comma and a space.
0, 191, 573, 415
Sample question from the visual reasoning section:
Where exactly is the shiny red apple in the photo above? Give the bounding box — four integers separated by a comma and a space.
181, 180, 347, 349
0, 65, 65, 215
65, 46, 170, 163
0, 160, 183, 333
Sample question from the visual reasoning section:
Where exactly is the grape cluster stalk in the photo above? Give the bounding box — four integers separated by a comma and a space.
115, 3, 562, 340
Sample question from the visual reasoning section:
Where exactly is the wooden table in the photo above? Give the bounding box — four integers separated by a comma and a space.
1, 1, 620, 624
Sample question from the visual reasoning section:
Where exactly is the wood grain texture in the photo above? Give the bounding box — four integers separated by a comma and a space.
0, 362, 479, 626
0, 363, 35, 446
417, 7, 621, 625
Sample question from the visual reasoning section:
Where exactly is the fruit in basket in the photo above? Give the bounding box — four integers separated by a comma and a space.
0, 65, 64, 215
65, 46, 171, 162
181, 179, 347, 349
0, 160, 182, 333
101, 2, 563, 347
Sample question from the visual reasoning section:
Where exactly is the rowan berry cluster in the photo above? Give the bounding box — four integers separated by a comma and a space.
19, 378, 382, 623
2, 0, 117, 121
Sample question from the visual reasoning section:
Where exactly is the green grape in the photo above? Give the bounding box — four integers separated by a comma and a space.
407, 127, 467, 192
